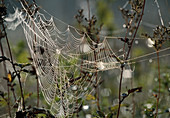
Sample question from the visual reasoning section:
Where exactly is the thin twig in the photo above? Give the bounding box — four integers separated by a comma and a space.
0, 39, 11, 117
117, 1, 146, 118
155, 51, 161, 118
86, 0, 101, 111
32, 13, 39, 107
117, 67, 124, 118
36, 76, 39, 107
125, 1, 146, 60
94, 49, 101, 111
0, 4, 12, 115
11, 85, 17, 102
131, 78, 135, 118
2, 20, 25, 110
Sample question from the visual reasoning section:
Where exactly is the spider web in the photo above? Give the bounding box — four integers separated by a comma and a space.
6, 1, 123, 117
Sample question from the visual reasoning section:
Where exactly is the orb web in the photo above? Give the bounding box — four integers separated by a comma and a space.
6, 2, 121, 117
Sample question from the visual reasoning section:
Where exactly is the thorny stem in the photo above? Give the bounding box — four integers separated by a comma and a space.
2, 20, 25, 110
117, 0, 146, 118
155, 51, 161, 118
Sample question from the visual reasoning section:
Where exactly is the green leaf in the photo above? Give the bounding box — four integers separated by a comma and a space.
85, 94, 95, 100
24, 93, 33, 100
0, 98, 7, 106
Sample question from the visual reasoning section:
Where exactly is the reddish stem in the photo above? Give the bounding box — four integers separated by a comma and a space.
117, 1, 146, 118
155, 51, 161, 118
116, 67, 124, 118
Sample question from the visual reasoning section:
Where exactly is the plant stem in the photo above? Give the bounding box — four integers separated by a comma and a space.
0, 11, 12, 116
86, 0, 101, 111
131, 77, 135, 118
117, 1, 146, 118
0, 39, 11, 117
117, 67, 124, 118
94, 50, 101, 111
96, 80, 101, 111
2, 21, 25, 110
36, 76, 39, 107
11, 86, 17, 102
125, 0, 146, 60
132, 93, 135, 118
155, 51, 161, 118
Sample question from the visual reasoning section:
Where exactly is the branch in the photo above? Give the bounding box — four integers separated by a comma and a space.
16, 107, 55, 118
117, 1, 146, 118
